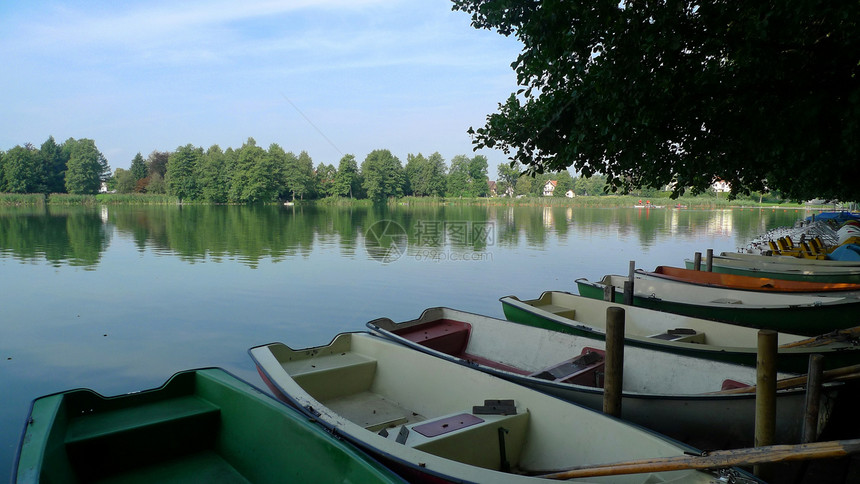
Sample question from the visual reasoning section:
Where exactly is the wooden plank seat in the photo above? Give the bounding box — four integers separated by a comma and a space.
647, 328, 707, 344
529, 348, 606, 387
64, 395, 221, 478
393, 319, 471, 355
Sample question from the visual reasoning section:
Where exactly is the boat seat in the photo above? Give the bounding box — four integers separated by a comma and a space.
535, 303, 576, 320
529, 348, 605, 387
64, 395, 221, 477
383, 402, 529, 471
394, 319, 471, 355
647, 328, 706, 344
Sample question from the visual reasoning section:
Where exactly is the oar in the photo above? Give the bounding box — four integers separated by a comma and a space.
536, 439, 860, 480
711, 363, 860, 395
779, 326, 860, 348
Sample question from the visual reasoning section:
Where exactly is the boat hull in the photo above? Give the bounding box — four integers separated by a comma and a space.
576, 276, 860, 336
14, 368, 403, 484
251, 332, 741, 483
501, 291, 860, 373
685, 258, 860, 283
367, 308, 836, 450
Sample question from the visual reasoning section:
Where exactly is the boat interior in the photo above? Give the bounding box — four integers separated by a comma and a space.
32, 371, 370, 484
280, 342, 531, 471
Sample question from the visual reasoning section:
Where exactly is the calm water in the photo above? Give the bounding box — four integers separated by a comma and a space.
0, 203, 807, 476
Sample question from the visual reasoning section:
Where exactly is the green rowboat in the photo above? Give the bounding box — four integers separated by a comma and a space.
576, 275, 860, 336
14, 368, 404, 484
500, 291, 860, 372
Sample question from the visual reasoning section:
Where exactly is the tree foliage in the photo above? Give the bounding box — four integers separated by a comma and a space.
453, 0, 860, 201
167, 144, 203, 201
130, 152, 148, 182
361, 149, 404, 202
65, 139, 109, 194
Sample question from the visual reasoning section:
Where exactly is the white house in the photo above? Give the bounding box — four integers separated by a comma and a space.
565, 189, 575, 198
543, 180, 558, 197
712, 179, 731, 193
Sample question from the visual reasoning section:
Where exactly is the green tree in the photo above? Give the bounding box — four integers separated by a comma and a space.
64, 139, 109, 194
0, 150, 6, 192
146, 151, 170, 178
130, 152, 148, 182
167, 144, 203, 201
3, 145, 41, 193
497, 161, 522, 197
332, 154, 360, 198
404, 153, 428, 196
147, 172, 167, 194
281, 149, 313, 201
468, 155, 489, 197
552, 170, 575, 197
453, 1, 860, 201
446, 155, 471, 197
198, 145, 229, 203
315, 162, 337, 198
423, 152, 448, 196
361, 149, 404, 202
114, 168, 136, 193
40, 136, 68, 193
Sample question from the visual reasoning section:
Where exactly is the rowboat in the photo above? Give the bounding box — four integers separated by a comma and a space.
14, 368, 404, 484
250, 332, 748, 483
718, 251, 860, 268
500, 291, 860, 372
367, 307, 838, 449
641, 266, 860, 296
685, 256, 860, 283
576, 275, 860, 335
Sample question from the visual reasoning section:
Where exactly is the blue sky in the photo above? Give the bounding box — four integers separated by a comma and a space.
0, 0, 522, 172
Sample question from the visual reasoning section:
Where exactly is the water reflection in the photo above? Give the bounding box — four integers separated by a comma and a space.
0, 205, 810, 268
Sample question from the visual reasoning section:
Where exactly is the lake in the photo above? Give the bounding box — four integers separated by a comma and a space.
0, 203, 808, 476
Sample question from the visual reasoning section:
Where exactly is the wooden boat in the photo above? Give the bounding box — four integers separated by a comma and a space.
500, 291, 860, 372
14, 368, 404, 484
641, 265, 860, 296
685, 256, 860, 283
250, 332, 747, 483
576, 274, 860, 335
367, 307, 838, 450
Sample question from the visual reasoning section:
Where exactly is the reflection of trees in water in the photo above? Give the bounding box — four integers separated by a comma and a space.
0, 205, 809, 268
0, 207, 109, 268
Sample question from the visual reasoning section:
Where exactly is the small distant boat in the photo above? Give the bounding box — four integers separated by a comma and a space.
14, 368, 404, 484
500, 291, 860, 372
368, 307, 838, 449
576, 274, 860, 335
250, 332, 742, 483
641, 265, 860, 297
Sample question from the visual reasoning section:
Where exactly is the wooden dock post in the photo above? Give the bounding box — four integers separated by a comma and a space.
693, 252, 702, 271
706, 249, 713, 272
755, 329, 778, 479
623, 260, 635, 306
603, 284, 616, 302
603, 307, 625, 418
803, 354, 825, 444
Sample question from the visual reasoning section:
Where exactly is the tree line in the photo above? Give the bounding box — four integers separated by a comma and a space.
2, 136, 617, 203
0, 137, 110, 195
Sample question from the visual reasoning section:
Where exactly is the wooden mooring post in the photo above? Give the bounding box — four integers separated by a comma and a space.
693, 252, 702, 271
755, 329, 778, 479
603, 307, 625, 417
705, 248, 713, 272
623, 260, 635, 306
803, 354, 825, 444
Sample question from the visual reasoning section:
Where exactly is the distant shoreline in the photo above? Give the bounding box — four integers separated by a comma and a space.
0, 192, 846, 211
